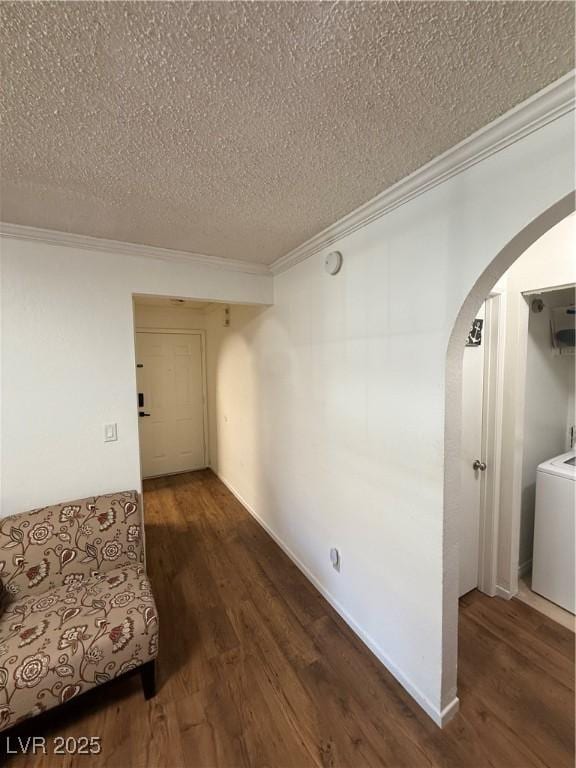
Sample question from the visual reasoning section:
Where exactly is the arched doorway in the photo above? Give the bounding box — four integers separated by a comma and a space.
441, 191, 575, 715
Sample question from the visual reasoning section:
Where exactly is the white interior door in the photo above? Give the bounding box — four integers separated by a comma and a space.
459, 305, 486, 596
136, 332, 207, 478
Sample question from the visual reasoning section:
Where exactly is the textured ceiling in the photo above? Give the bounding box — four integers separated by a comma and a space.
1, 1, 574, 266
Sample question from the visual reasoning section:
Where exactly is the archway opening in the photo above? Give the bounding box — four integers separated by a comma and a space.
442, 192, 575, 714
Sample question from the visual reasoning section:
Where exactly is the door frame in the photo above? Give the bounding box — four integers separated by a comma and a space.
476, 283, 575, 599
477, 292, 506, 597
135, 327, 210, 475
496, 281, 576, 597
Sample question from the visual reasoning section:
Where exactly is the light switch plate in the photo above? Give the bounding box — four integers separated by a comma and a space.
104, 423, 118, 442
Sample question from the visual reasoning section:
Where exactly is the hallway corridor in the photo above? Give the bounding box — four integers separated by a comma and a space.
4, 470, 574, 767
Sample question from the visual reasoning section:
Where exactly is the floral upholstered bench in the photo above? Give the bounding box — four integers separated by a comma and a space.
0, 491, 158, 732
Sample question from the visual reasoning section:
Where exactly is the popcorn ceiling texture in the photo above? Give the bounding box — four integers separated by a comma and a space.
0, 1, 574, 265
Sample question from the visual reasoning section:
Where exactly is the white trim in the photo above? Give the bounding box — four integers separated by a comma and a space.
0, 222, 270, 276
271, 71, 576, 275
212, 469, 459, 728
495, 585, 517, 601
141, 467, 207, 479
439, 697, 460, 727
523, 281, 576, 297
135, 327, 205, 335
477, 294, 506, 597
135, 328, 210, 476
507, 296, 531, 598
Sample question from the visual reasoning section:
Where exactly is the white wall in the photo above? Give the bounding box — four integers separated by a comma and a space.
205, 304, 269, 486
204, 110, 574, 723
1, 108, 574, 726
493, 216, 576, 589
0, 241, 271, 516
133, 303, 207, 331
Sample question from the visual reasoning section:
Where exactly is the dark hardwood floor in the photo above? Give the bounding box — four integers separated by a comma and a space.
3, 470, 574, 767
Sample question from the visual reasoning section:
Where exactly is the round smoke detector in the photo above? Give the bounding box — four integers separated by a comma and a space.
324, 250, 343, 275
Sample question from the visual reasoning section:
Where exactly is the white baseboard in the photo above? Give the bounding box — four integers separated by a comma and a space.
212, 470, 458, 728
495, 584, 517, 600
439, 696, 460, 727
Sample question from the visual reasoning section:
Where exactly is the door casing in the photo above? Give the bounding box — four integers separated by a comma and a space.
476, 292, 506, 597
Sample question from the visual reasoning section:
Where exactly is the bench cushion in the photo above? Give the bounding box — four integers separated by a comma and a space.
0, 563, 158, 731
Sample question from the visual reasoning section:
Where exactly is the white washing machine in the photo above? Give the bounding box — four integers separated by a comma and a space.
532, 449, 575, 614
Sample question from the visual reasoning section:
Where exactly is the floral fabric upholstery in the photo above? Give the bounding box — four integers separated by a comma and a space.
0, 492, 158, 732
0, 491, 143, 604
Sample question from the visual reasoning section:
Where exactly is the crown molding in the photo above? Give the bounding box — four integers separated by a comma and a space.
271, 71, 576, 275
0, 223, 271, 276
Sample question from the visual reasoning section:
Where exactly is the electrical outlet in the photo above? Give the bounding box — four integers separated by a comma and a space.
330, 547, 341, 572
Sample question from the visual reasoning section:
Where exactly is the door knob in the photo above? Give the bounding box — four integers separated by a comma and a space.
473, 459, 487, 471
139, 412, 151, 417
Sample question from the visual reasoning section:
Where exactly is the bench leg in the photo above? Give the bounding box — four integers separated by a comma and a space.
140, 659, 156, 700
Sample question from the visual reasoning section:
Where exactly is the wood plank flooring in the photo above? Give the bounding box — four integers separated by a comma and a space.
2, 470, 574, 767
